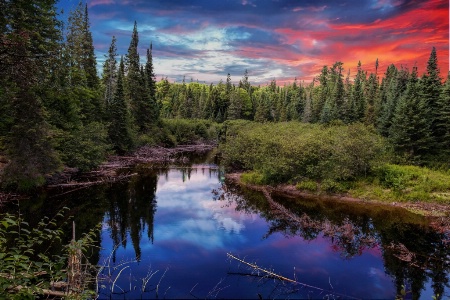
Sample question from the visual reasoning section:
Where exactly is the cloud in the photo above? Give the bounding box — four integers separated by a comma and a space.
58, 0, 449, 83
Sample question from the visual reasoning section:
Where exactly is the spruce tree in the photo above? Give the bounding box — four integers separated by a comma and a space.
350, 61, 366, 122
1, 0, 61, 189
435, 72, 450, 156
82, 4, 99, 89
420, 47, 442, 151
110, 57, 133, 153
124, 21, 146, 132
102, 36, 118, 110
312, 66, 329, 122
389, 66, 432, 159
66, 1, 102, 122
143, 43, 159, 127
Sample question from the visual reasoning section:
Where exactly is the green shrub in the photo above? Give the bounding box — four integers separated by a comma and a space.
320, 179, 348, 193
241, 171, 266, 185
221, 121, 387, 184
296, 180, 317, 192
57, 122, 111, 172
161, 119, 220, 145
0, 209, 97, 299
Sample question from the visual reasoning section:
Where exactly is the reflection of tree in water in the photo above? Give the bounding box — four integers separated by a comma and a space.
105, 169, 158, 262
221, 182, 450, 299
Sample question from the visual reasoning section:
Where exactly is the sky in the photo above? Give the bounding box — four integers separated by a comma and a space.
58, 0, 449, 84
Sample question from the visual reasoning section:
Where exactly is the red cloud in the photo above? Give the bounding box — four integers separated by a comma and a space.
273, 0, 448, 79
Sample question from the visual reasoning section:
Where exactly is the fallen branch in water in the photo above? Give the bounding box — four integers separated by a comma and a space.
48, 173, 137, 188
226, 253, 360, 300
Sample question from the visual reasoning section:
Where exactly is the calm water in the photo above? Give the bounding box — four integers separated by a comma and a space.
12, 155, 450, 299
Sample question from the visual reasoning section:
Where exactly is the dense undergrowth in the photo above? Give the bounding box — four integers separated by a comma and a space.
220, 120, 450, 204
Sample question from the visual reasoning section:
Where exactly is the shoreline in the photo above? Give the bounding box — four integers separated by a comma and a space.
225, 173, 450, 219
0, 143, 217, 208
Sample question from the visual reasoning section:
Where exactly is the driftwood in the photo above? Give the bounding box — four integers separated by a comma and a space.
227, 253, 360, 299
47, 144, 216, 191
48, 173, 137, 188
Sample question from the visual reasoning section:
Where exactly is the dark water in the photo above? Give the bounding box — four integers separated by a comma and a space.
11, 154, 450, 299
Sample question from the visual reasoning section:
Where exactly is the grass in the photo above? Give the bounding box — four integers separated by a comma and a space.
348, 164, 450, 204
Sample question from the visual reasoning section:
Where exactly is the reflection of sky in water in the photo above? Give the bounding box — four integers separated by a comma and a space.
97, 166, 403, 299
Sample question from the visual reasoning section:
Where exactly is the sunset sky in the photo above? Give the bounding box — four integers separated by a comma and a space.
58, 0, 449, 84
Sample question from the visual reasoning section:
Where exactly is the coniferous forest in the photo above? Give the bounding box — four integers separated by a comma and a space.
0, 1, 449, 192
1, 1, 450, 299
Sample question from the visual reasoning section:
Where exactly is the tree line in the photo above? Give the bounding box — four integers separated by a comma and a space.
158, 49, 449, 163
1, 0, 449, 190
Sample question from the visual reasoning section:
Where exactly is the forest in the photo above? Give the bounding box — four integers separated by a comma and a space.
1, 1, 450, 299
0, 0, 449, 194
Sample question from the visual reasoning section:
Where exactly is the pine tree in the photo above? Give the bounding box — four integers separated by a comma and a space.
226, 73, 232, 95
239, 69, 251, 93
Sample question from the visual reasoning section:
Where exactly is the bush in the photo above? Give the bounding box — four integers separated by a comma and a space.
0, 209, 97, 299
241, 171, 266, 185
161, 119, 221, 145
57, 122, 111, 172
296, 180, 317, 192
220, 121, 387, 185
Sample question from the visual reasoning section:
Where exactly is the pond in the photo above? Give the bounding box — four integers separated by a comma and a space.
12, 153, 450, 299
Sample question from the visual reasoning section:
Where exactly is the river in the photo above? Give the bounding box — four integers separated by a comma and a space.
10, 152, 450, 299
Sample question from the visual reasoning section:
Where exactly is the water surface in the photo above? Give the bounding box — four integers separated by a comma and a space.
12, 158, 450, 299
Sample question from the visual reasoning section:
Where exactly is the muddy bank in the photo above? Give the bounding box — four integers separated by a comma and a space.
225, 172, 450, 232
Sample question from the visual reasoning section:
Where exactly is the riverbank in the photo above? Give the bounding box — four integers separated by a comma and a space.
225, 172, 450, 233
0, 143, 216, 208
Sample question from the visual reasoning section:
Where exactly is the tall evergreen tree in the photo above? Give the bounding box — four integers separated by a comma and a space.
102, 36, 118, 110
435, 72, 450, 156
0, 0, 62, 189
109, 56, 133, 153
389, 66, 432, 159
82, 3, 99, 89
420, 47, 442, 150
144, 43, 159, 123
378, 65, 408, 136
124, 21, 146, 132
66, 1, 102, 122
350, 61, 366, 122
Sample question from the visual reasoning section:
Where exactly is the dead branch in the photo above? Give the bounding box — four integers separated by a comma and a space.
227, 253, 360, 300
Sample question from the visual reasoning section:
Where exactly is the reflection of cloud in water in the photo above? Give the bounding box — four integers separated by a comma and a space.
157, 181, 187, 192
153, 168, 247, 249
213, 212, 245, 234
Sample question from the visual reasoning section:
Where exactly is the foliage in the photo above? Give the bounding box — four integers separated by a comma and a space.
57, 122, 111, 172
295, 180, 318, 192
241, 171, 266, 185
0, 208, 97, 299
161, 119, 221, 146
221, 121, 387, 184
